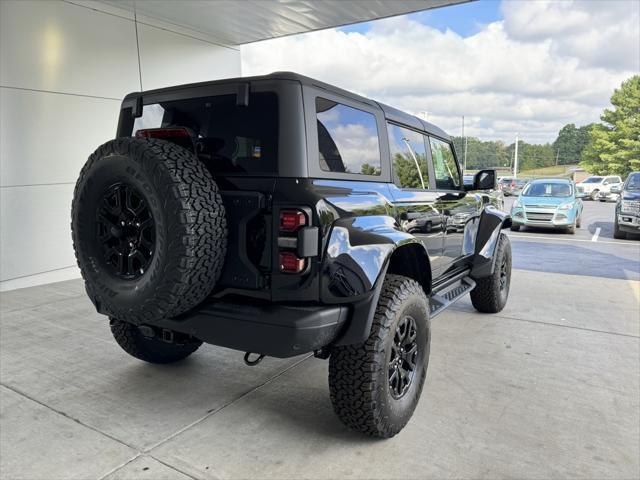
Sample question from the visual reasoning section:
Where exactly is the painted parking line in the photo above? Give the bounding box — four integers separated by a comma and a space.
592, 227, 601, 242
507, 233, 639, 247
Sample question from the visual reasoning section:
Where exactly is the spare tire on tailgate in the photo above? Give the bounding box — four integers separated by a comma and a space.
71, 137, 227, 324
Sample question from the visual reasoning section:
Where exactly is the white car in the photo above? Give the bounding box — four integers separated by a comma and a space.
576, 175, 623, 200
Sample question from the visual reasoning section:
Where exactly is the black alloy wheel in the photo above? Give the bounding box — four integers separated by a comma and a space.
329, 274, 430, 438
470, 232, 512, 313
389, 315, 419, 399
96, 183, 155, 279
498, 254, 509, 293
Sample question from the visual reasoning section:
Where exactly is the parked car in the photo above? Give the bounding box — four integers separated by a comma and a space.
70, 72, 512, 438
596, 189, 620, 202
464, 174, 505, 210
510, 178, 584, 234
576, 175, 622, 200
612, 172, 640, 239
499, 177, 528, 196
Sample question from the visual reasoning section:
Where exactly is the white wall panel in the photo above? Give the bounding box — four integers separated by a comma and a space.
0, 0, 140, 99
0, 184, 76, 282
0, 1, 241, 290
0, 87, 121, 187
137, 23, 240, 91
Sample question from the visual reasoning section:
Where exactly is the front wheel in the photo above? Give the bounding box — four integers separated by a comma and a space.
329, 275, 430, 438
613, 220, 627, 240
590, 190, 599, 201
110, 319, 202, 364
471, 233, 512, 313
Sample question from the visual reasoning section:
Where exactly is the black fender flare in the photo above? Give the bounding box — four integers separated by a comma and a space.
319, 215, 431, 346
470, 205, 511, 279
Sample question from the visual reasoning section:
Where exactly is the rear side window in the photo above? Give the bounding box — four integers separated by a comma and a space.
132, 92, 278, 174
388, 123, 429, 189
429, 137, 461, 190
316, 98, 381, 176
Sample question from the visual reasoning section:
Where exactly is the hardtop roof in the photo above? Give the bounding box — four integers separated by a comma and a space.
125, 71, 450, 140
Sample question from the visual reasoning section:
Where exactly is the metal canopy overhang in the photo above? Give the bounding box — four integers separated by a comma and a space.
102, 0, 470, 46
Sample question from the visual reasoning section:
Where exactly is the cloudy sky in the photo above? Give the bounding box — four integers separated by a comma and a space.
241, 0, 639, 145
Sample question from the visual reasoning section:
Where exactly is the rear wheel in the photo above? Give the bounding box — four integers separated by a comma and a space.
110, 319, 202, 364
329, 275, 430, 438
471, 233, 511, 313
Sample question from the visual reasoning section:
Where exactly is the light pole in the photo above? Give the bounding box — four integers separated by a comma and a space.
513, 133, 519, 179
462, 115, 467, 173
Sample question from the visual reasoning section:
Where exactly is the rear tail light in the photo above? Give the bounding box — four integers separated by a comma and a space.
280, 210, 307, 232
279, 251, 305, 274
278, 209, 308, 274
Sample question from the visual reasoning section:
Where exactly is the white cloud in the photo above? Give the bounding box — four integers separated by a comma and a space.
241, 0, 639, 144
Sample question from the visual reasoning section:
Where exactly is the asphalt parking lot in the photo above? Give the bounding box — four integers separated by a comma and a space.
1, 198, 638, 480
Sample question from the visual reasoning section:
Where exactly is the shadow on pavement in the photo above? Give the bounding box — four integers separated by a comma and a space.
511, 240, 639, 281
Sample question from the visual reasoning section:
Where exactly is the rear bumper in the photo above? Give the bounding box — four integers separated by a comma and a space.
149, 301, 350, 358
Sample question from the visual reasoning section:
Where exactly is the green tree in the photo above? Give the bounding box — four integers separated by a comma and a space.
581, 75, 640, 176
553, 123, 600, 165
360, 163, 381, 175
393, 153, 428, 188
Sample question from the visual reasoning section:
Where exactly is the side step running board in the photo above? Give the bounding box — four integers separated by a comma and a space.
429, 272, 476, 318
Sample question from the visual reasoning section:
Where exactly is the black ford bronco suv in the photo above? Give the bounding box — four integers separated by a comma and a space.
71, 72, 512, 438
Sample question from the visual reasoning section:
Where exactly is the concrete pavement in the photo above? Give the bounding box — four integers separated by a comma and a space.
1, 200, 639, 480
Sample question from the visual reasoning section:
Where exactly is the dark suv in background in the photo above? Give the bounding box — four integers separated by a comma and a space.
72, 72, 512, 438
613, 172, 640, 239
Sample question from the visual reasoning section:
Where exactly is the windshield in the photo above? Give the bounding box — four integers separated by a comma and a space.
625, 173, 640, 191
582, 176, 603, 184
522, 182, 573, 197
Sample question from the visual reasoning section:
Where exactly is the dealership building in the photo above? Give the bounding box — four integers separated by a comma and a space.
0, 0, 463, 291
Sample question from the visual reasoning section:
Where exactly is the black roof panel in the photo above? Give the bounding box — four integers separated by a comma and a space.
125, 71, 450, 140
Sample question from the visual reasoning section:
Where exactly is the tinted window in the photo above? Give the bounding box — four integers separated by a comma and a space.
132, 93, 278, 174
583, 176, 603, 183
388, 123, 429, 189
316, 98, 381, 175
625, 173, 640, 191
429, 137, 461, 190
523, 182, 572, 197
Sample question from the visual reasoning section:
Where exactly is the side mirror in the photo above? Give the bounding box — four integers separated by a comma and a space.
470, 169, 496, 191
610, 185, 621, 194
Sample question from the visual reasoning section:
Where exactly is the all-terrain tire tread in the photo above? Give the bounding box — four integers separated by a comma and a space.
71, 138, 227, 323
470, 233, 511, 313
329, 274, 428, 438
